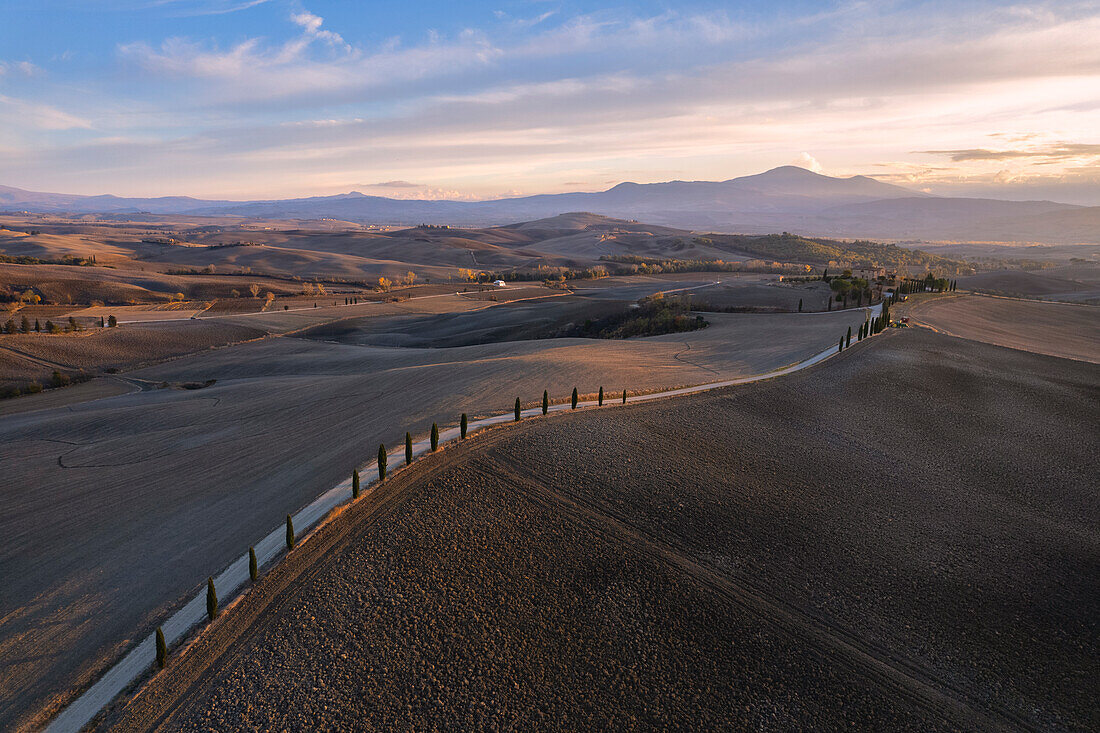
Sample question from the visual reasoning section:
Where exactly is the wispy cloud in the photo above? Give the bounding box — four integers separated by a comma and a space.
5, 2, 1099, 203
139, 0, 273, 16
921, 143, 1100, 162
289, 10, 349, 51
0, 60, 40, 77
0, 94, 91, 130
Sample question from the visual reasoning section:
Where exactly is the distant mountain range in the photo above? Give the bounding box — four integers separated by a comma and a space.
2, 166, 1096, 243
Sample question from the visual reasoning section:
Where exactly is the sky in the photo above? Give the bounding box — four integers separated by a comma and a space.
0, 0, 1098, 204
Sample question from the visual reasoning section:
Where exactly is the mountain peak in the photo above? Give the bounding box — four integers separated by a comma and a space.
756, 165, 824, 178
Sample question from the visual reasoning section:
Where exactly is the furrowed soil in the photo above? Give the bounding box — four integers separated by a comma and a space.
101, 330, 1098, 732
903, 294, 1099, 363
0, 304, 867, 731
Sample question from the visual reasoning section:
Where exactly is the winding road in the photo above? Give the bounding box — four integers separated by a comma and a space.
45, 302, 881, 732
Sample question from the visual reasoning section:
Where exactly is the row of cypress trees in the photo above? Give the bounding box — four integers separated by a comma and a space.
841, 301, 895, 352
163, 383, 634, 672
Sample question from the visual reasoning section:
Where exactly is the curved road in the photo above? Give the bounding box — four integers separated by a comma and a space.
46, 303, 881, 732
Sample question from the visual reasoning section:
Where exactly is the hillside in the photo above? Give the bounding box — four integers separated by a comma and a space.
3, 168, 1093, 244
97, 331, 1099, 731
701, 233, 971, 272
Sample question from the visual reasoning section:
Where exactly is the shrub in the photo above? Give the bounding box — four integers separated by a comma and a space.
249, 547, 258, 581
514, 397, 521, 422
206, 577, 218, 621
571, 387, 578, 409
51, 370, 70, 388
542, 390, 549, 415
155, 627, 167, 669
26, 382, 42, 394
352, 469, 360, 499
286, 514, 295, 550
45, 320, 61, 333
406, 432, 413, 463
431, 423, 439, 451
461, 414, 468, 439
378, 444, 387, 481
598, 386, 604, 406
107, 315, 117, 327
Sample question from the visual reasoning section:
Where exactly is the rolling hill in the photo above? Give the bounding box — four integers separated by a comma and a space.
2, 168, 1095, 243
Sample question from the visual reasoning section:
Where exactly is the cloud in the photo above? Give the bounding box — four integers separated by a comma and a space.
793, 153, 823, 173
290, 10, 348, 51
0, 60, 40, 77
8, 3, 1100, 204
361, 180, 423, 189
921, 144, 1100, 162
139, 0, 273, 16
0, 94, 90, 130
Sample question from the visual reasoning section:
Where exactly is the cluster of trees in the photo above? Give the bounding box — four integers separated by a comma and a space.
896, 274, 956, 294
0, 288, 42, 304
559, 294, 708, 339
375, 271, 418, 291
604, 254, 813, 277
1, 315, 99, 334
0, 253, 94, 266
828, 276, 874, 307
699, 232, 972, 273
1, 368, 91, 400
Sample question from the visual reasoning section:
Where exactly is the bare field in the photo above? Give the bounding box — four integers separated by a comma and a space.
690, 279, 833, 311
0, 306, 868, 731
0, 263, 304, 305
0, 321, 266, 389
958, 266, 1100, 303
904, 294, 1099, 362
102, 331, 1098, 731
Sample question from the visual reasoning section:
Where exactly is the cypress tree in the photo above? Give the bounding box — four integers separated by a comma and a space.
406, 432, 413, 463
206, 577, 218, 621
598, 386, 604, 406
99, 316, 105, 328
822, 268, 829, 281
542, 390, 549, 415
249, 546, 258, 581
352, 469, 360, 499
34, 319, 40, 332
846, 326, 852, 348
839, 336, 844, 353
622, 389, 627, 404
798, 298, 802, 312
285, 514, 295, 550
20, 316, 29, 333
514, 397, 521, 422
460, 414, 468, 439
378, 444, 387, 481
430, 423, 439, 451
571, 387, 578, 409
155, 627, 167, 669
